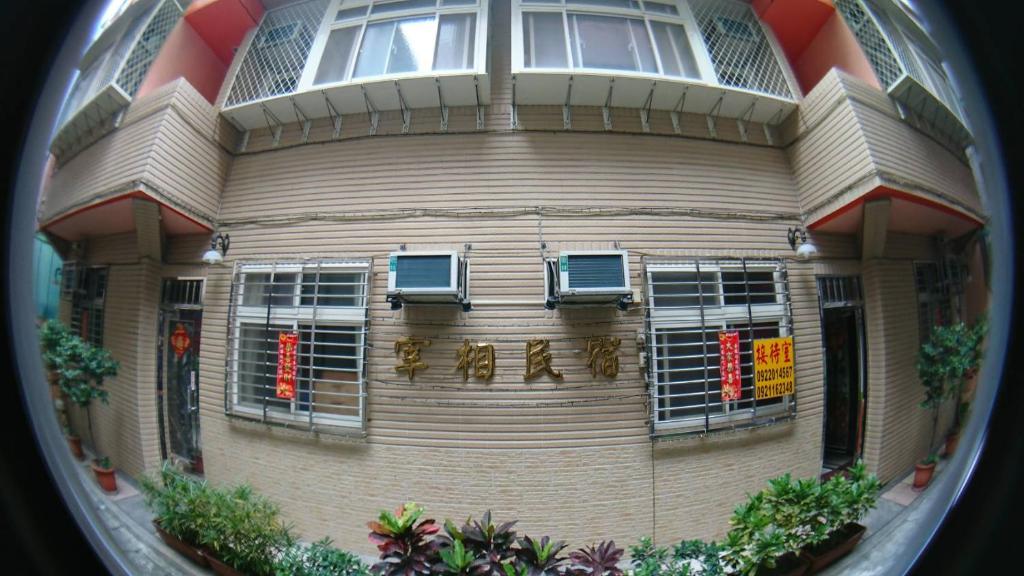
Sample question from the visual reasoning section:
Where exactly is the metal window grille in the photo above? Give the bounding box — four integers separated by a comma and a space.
914, 262, 951, 345
833, 0, 904, 90
688, 0, 793, 99
817, 276, 863, 308
115, 0, 185, 98
225, 0, 330, 107
70, 267, 108, 347
225, 260, 371, 433
644, 258, 795, 434
161, 278, 204, 307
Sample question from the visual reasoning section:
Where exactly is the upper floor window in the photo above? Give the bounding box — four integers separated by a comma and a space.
225, 0, 487, 108
645, 259, 794, 434
70, 266, 108, 347
914, 262, 951, 346
227, 261, 370, 431
517, 0, 705, 80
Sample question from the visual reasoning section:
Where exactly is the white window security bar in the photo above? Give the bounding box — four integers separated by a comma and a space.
225, 260, 372, 433
71, 267, 109, 348
644, 258, 795, 435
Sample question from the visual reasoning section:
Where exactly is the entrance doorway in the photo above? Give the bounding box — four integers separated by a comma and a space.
158, 279, 204, 474
817, 277, 866, 474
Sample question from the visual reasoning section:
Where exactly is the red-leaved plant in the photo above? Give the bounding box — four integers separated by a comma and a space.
565, 541, 624, 576
368, 502, 441, 576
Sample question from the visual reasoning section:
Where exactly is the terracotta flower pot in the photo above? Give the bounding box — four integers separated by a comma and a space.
204, 550, 247, 576
91, 460, 117, 493
191, 454, 204, 475
153, 521, 209, 568
913, 461, 936, 490
67, 435, 84, 460
944, 431, 961, 458
802, 523, 867, 574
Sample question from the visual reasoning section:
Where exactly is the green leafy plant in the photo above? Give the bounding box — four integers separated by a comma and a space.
199, 484, 295, 576
673, 540, 724, 576
459, 511, 518, 576
917, 316, 987, 457
368, 503, 441, 576
628, 538, 677, 576
275, 538, 370, 576
39, 319, 72, 372
438, 539, 477, 576
95, 456, 111, 469
139, 463, 215, 547
566, 541, 624, 576
501, 562, 529, 576
513, 535, 567, 576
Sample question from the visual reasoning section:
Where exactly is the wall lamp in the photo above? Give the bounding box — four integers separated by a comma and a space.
202, 232, 230, 265
787, 227, 818, 260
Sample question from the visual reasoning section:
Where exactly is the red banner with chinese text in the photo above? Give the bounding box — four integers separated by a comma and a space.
276, 331, 298, 399
719, 331, 742, 401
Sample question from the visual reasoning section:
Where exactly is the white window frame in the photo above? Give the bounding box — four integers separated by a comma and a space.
298, 0, 489, 92
228, 261, 370, 430
511, 0, 718, 83
645, 259, 793, 434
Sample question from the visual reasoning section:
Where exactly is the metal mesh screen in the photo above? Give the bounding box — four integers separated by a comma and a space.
225, 0, 330, 107
834, 0, 905, 90
115, 0, 184, 98
817, 276, 863, 308
645, 258, 795, 434
225, 261, 370, 432
688, 0, 793, 99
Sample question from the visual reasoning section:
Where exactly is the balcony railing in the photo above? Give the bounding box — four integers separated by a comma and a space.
510, 0, 798, 128
222, 0, 491, 134
51, 0, 183, 158
834, 0, 971, 150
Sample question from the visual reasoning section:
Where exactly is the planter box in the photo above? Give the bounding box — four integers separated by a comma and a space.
759, 552, 811, 576
152, 521, 209, 568
802, 522, 867, 574
204, 549, 247, 576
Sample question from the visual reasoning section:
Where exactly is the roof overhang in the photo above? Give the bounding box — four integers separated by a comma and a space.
512, 71, 796, 124
222, 72, 490, 131
807, 185, 983, 237
40, 191, 212, 242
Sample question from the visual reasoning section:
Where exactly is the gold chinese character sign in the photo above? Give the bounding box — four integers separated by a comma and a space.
456, 340, 496, 380
585, 336, 621, 378
395, 337, 431, 380
524, 339, 563, 380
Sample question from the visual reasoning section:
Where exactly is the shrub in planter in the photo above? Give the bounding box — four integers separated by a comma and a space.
199, 484, 295, 576
673, 540, 726, 576
801, 461, 879, 572
368, 502, 442, 576
275, 538, 370, 576
459, 510, 518, 576
512, 535, 567, 576
721, 493, 794, 576
140, 464, 215, 567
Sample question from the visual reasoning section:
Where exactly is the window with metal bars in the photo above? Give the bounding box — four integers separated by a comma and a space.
226, 261, 371, 431
914, 262, 950, 346
71, 267, 108, 347
161, 278, 204, 307
645, 258, 794, 433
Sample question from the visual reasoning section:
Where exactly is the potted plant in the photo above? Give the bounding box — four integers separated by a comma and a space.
58, 336, 118, 487
917, 317, 987, 467
64, 426, 85, 460
140, 463, 213, 567
200, 484, 294, 576
39, 320, 75, 444
367, 502, 442, 576
91, 456, 117, 492
913, 454, 939, 490
274, 538, 369, 576
721, 490, 810, 576
800, 461, 880, 573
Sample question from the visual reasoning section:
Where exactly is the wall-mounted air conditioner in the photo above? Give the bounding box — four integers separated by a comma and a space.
387, 251, 470, 311
545, 250, 632, 310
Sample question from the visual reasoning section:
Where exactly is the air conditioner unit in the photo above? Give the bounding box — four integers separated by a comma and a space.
387, 251, 470, 311
545, 250, 632, 310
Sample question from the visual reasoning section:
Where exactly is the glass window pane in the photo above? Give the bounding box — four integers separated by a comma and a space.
657, 327, 712, 421
298, 325, 361, 417
651, 271, 718, 308
650, 21, 699, 78
372, 0, 436, 15
524, 12, 568, 68
336, 6, 368, 21
387, 16, 438, 74
569, 14, 653, 73
643, 0, 678, 15
727, 321, 782, 408
567, 0, 640, 9
314, 26, 361, 85
434, 13, 476, 70
354, 20, 395, 78
722, 270, 777, 305
440, 0, 476, 5
238, 323, 291, 412
242, 273, 269, 306
300, 272, 364, 307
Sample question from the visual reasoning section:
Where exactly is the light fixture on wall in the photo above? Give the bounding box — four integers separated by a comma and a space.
202, 232, 230, 264
787, 227, 818, 260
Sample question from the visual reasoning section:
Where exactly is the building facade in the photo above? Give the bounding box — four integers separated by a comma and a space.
38, 0, 989, 553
